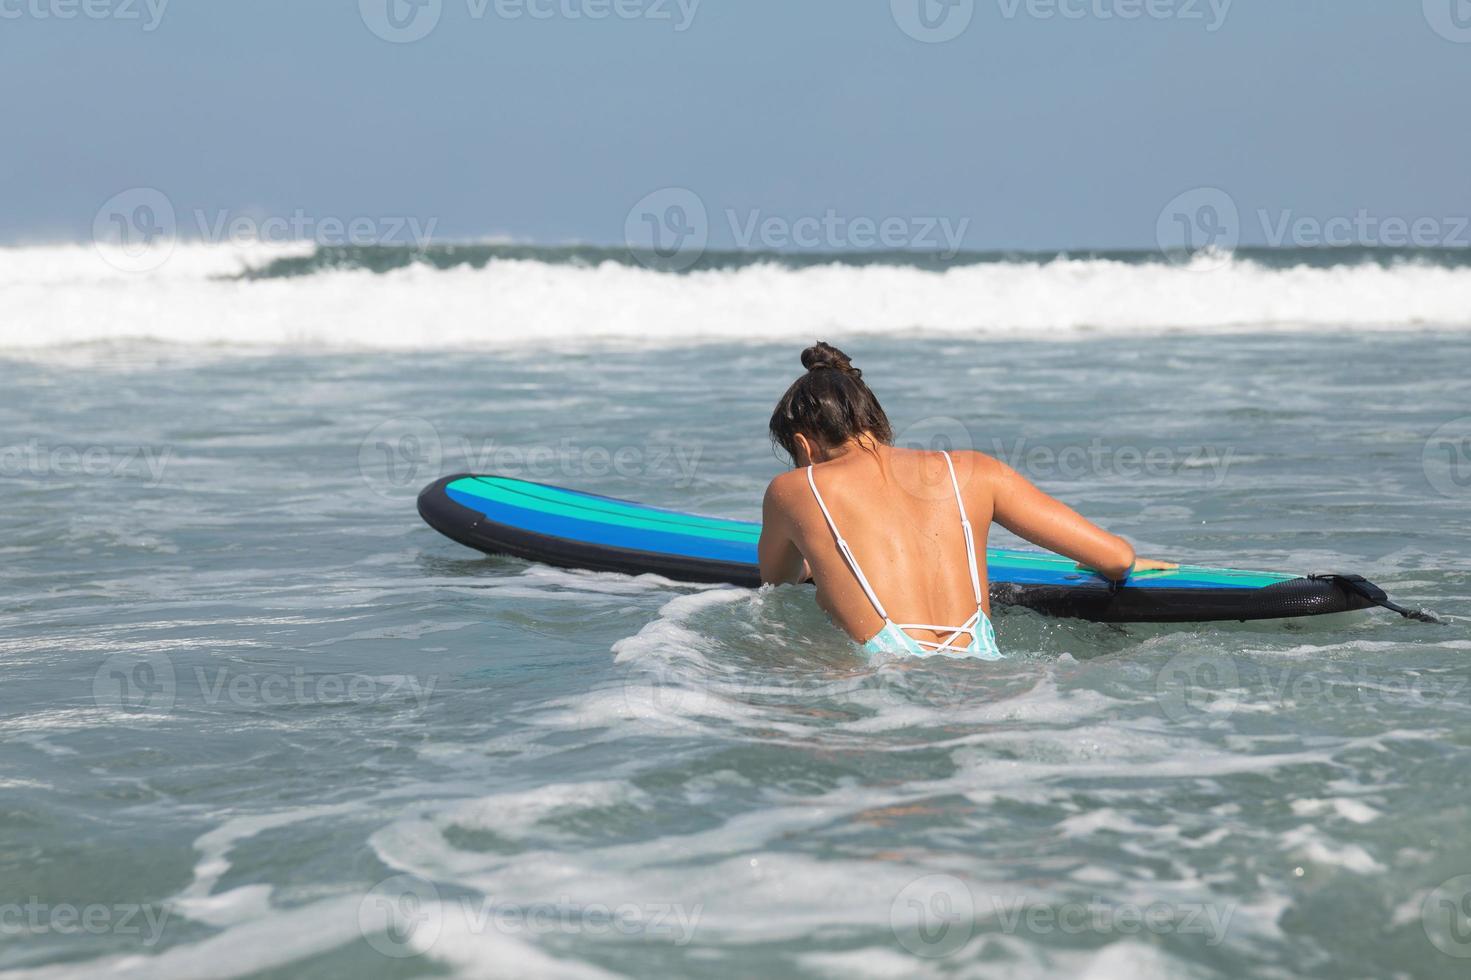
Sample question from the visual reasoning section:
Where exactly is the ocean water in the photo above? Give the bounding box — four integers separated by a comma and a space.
2, 244, 1470, 978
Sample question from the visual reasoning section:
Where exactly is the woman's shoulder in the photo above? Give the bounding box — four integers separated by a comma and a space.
945, 449, 1010, 500
952, 448, 1006, 474
762, 468, 810, 508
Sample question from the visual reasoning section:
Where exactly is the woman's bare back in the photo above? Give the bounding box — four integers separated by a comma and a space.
767, 446, 994, 646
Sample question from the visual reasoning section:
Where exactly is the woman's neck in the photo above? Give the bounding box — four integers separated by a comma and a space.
812, 434, 879, 464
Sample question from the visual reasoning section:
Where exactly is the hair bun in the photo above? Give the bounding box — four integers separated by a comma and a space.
801, 341, 859, 379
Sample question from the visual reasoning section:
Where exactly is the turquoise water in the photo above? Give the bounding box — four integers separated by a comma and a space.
2, 332, 1469, 978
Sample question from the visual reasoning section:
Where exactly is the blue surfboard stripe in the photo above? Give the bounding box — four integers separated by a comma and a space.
446, 483, 1265, 590
446, 486, 759, 564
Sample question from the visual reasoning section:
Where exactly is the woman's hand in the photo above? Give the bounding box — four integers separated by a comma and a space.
1074, 556, 1179, 577
1132, 558, 1179, 572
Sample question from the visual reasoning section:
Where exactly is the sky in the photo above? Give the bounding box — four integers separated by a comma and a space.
3, 0, 1470, 251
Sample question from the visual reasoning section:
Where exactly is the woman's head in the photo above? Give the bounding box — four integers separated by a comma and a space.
769, 342, 893, 464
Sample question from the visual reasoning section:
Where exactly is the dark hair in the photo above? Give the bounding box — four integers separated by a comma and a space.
769, 342, 893, 461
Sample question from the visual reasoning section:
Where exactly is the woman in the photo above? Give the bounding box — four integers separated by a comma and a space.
758, 342, 1175, 658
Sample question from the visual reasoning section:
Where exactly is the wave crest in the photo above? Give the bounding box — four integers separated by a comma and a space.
4, 242, 1470, 350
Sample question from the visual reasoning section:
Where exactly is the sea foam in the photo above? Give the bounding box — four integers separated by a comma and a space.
4, 242, 1470, 351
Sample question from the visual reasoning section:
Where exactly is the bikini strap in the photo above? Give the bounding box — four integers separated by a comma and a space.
941, 452, 985, 606
806, 466, 892, 622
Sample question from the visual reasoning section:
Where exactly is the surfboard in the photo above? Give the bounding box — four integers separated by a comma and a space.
417, 473, 1412, 624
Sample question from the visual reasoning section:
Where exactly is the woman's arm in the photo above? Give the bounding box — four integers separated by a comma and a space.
987, 457, 1159, 582
758, 476, 808, 585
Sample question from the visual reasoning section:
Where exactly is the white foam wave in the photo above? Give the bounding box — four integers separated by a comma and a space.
4, 243, 1470, 351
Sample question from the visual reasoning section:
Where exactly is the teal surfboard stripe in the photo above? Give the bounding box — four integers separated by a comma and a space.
446, 475, 1298, 590
452, 478, 758, 544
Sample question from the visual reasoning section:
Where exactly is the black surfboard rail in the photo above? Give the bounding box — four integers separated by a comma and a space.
417, 474, 760, 587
